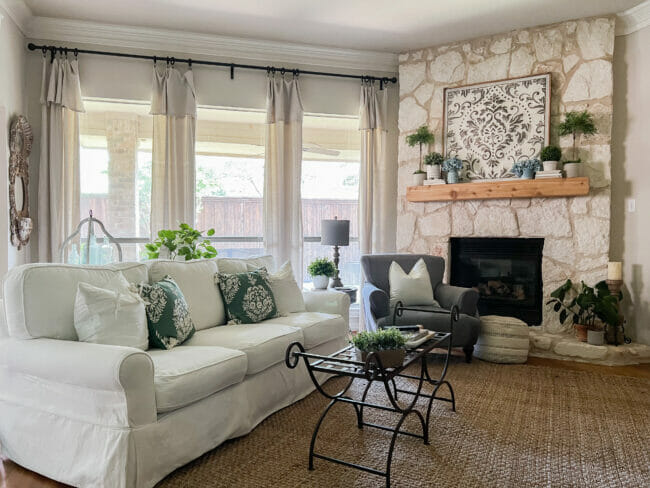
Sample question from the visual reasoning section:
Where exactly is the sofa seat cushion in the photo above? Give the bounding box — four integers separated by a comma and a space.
184, 323, 303, 375
148, 346, 247, 413
264, 312, 346, 349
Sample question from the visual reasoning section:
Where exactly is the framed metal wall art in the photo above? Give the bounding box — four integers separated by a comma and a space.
9, 115, 33, 250
443, 73, 551, 180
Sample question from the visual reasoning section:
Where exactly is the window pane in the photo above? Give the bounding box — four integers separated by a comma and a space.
78, 100, 153, 261
195, 108, 265, 257
302, 114, 360, 287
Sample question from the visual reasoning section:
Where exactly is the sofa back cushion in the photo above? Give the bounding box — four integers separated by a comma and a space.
146, 259, 225, 330
360, 254, 445, 294
3, 263, 147, 340
215, 255, 275, 274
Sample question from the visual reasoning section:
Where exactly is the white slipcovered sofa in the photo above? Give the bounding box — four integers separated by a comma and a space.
0, 257, 350, 487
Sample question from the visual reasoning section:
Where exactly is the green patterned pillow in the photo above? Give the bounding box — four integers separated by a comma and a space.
215, 268, 279, 324
137, 276, 195, 349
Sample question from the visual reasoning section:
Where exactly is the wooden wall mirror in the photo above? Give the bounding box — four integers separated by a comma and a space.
9, 115, 33, 250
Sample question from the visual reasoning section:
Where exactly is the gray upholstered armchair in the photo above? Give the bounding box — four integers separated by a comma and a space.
360, 254, 481, 362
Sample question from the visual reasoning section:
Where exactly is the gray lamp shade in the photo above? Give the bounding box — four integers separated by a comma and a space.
321, 219, 350, 246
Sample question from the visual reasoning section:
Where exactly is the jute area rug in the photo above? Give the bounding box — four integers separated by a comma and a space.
158, 357, 650, 487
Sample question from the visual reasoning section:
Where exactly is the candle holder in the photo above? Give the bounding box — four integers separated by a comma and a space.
605, 279, 629, 346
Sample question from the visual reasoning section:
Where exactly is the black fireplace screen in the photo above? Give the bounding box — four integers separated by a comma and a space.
449, 237, 544, 325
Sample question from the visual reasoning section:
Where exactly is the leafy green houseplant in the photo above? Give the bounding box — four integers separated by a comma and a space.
145, 223, 217, 261
558, 111, 597, 177
424, 152, 444, 179
510, 158, 541, 179
540, 145, 562, 171
546, 279, 621, 342
406, 125, 435, 173
442, 156, 463, 184
308, 258, 336, 289
351, 328, 407, 368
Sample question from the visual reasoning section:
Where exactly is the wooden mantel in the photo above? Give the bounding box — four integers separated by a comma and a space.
406, 177, 590, 202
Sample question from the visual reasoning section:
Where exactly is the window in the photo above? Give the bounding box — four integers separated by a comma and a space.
79, 100, 153, 261
302, 114, 361, 287
194, 107, 266, 257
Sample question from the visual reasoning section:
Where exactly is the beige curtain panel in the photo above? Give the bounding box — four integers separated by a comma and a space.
38, 55, 85, 262
150, 65, 197, 237
264, 74, 304, 282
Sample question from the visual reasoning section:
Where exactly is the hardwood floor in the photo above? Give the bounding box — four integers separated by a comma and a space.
2, 357, 648, 488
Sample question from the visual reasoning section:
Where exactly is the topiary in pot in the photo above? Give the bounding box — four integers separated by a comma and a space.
308, 257, 336, 289
558, 111, 597, 178
351, 328, 407, 369
406, 125, 435, 174
540, 145, 562, 171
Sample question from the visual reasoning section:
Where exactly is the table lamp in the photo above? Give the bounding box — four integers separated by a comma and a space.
321, 216, 350, 288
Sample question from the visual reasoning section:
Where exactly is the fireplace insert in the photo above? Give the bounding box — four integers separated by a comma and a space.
449, 237, 544, 325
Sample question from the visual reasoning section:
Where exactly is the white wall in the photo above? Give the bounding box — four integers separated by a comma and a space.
0, 7, 27, 277
24, 40, 399, 262
611, 24, 650, 344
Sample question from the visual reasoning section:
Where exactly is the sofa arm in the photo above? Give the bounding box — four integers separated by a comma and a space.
435, 283, 480, 316
303, 290, 350, 328
0, 338, 156, 427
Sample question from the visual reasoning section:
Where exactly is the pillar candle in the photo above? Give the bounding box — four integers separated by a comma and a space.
607, 261, 622, 281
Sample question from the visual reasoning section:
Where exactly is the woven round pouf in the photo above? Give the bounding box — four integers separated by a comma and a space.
475, 315, 530, 364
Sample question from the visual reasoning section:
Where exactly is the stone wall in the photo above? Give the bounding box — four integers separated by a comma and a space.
397, 17, 615, 332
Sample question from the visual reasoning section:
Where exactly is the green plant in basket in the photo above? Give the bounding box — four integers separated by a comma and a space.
351, 328, 406, 352
307, 258, 336, 278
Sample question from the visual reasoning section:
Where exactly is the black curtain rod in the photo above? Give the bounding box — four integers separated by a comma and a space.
27, 42, 397, 86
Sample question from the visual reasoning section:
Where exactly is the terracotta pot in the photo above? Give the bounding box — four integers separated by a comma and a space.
312, 275, 330, 289
543, 161, 559, 171
355, 348, 406, 369
574, 323, 588, 342
563, 162, 581, 178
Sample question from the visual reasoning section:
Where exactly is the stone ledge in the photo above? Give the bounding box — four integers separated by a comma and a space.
528, 327, 650, 366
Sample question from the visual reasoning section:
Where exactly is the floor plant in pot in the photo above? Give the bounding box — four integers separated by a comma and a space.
540, 145, 562, 171
308, 257, 336, 289
547, 279, 620, 343
351, 328, 407, 369
406, 125, 435, 186
558, 110, 597, 178
424, 152, 444, 179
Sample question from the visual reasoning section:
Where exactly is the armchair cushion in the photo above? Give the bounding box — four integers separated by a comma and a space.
388, 258, 438, 307
361, 254, 444, 294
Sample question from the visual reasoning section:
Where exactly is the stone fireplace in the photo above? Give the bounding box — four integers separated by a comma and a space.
450, 237, 544, 325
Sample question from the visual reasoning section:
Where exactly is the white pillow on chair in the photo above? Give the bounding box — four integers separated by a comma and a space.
389, 258, 438, 307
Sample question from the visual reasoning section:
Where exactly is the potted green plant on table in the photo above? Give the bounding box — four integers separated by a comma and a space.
547, 279, 620, 343
308, 257, 336, 289
540, 145, 562, 171
558, 111, 597, 178
442, 156, 463, 184
351, 328, 407, 369
511, 158, 541, 179
144, 223, 217, 261
406, 125, 435, 186
424, 152, 444, 179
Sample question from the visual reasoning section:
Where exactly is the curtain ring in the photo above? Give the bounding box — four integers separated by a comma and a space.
280, 67, 285, 76
153, 55, 157, 65
293, 69, 299, 79
41, 46, 47, 57
170, 57, 175, 66
188, 58, 192, 68
74, 48, 78, 59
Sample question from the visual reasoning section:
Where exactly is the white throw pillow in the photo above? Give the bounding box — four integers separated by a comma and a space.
74, 274, 148, 350
267, 261, 306, 315
389, 258, 438, 307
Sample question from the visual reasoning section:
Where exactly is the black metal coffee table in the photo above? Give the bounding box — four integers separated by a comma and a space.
284, 304, 458, 488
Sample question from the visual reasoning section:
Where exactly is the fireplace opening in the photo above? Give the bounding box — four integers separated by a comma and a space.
449, 237, 544, 325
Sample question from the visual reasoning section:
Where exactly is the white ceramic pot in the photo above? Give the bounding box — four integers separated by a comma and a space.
312, 275, 330, 289
426, 165, 441, 180
587, 329, 605, 346
543, 161, 558, 171
563, 162, 581, 178
412, 172, 426, 186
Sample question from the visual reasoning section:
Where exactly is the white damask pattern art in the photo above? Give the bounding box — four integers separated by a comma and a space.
443, 73, 550, 179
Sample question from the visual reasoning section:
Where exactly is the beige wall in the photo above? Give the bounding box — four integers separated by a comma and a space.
611, 24, 650, 344
0, 7, 28, 278
23, 40, 399, 262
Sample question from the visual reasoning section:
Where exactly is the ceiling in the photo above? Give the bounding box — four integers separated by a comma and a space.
21, 0, 645, 52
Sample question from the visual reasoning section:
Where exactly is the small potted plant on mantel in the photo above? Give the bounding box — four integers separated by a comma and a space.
442, 156, 463, 184
308, 257, 336, 289
540, 145, 562, 171
547, 279, 620, 344
406, 125, 435, 186
351, 328, 407, 369
558, 110, 597, 178
510, 158, 541, 180
424, 152, 444, 179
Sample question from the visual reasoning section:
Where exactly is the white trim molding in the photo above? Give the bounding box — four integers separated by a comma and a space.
617, 0, 650, 36
0, 0, 31, 33
25, 16, 398, 74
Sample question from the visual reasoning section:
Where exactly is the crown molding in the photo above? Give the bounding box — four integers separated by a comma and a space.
25, 16, 398, 74
0, 0, 31, 33
617, 0, 650, 36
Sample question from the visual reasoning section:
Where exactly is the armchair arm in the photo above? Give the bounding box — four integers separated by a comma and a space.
0, 338, 156, 427
435, 283, 480, 316
362, 283, 390, 321
303, 290, 350, 328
